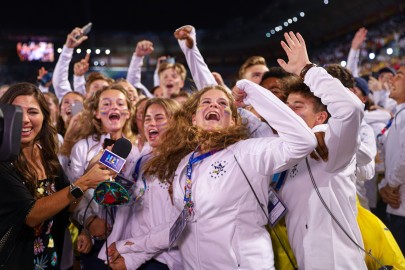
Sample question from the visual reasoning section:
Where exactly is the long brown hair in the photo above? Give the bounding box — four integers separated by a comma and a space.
143, 85, 249, 182
0, 82, 61, 197
61, 84, 135, 155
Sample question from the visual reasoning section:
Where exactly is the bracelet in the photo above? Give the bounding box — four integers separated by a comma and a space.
299, 63, 317, 80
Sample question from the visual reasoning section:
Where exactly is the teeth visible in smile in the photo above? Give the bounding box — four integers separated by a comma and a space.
149, 129, 158, 135
22, 128, 32, 132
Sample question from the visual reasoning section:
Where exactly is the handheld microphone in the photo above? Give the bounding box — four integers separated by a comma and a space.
93, 138, 132, 206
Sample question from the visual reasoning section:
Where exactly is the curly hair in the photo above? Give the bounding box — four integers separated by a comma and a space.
143, 85, 249, 182
0, 82, 60, 198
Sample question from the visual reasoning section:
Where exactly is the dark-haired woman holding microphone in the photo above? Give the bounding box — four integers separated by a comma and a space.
0, 82, 115, 270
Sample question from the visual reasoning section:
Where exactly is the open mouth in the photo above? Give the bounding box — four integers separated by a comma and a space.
22, 127, 33, 135
148, 128, 159, 140
109, 112, 121, 121
205, 112, 220, 121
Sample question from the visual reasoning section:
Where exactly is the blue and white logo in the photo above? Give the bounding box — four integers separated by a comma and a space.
99, 149, 126, 173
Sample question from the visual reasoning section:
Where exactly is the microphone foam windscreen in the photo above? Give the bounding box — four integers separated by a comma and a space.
111, 137, 132, 159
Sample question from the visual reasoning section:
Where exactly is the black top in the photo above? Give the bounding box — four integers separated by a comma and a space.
0, 163, 70, 270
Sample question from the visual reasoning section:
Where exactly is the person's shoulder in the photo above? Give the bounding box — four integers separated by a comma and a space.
71, 137, 87, 149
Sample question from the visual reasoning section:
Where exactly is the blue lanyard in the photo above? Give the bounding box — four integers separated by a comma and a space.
377, 117, 393, 139
377, 108, 405, 142
184, 148, 221, 215
132, 153, 152, 195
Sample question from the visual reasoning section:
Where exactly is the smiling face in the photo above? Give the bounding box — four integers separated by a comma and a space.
143, 103, 169, 148
159, 68, 184, 98
390, 66, 405, 103
12, 95, 44, 146
287, 93, 327, 128
95, 89, 130, 136
192, 89, 235, 131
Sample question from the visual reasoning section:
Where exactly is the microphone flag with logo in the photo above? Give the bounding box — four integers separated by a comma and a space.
94, 137, 132, 206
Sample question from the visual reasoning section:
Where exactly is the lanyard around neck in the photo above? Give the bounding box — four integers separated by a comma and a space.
132, 152, 152, 192
183, 148, 221, 215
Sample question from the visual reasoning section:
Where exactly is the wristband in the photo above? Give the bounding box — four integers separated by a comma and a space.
300, 63, 317, 80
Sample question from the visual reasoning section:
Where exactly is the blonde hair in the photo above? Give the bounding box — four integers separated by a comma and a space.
158, 62, 187, 81
85, 72, 114, 93
61, 84, 135, 155
142, 98, 182, 124
238, 56, 267, 80
143, 85, 249, 182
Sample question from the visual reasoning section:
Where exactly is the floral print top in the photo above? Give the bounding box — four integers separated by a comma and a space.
33, 178, 58, 270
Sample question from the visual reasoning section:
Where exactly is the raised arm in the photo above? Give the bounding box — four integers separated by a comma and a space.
174, 25, 219, 90
73, 53, 90, 95
127, 40, 154, 97
346, 27, 367, 77
233, 79, 317, 173
52, 26, 89, 101
278, 31, 364, 172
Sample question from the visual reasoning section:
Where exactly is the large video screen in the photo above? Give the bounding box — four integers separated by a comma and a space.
16, 41, 54, 62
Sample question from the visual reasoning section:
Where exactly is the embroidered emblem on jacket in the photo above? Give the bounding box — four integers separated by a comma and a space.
209, 160, 227, 179
289, 164, 298, 178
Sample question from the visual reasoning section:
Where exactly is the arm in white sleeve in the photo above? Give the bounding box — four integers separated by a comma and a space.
114, 203, 182, 255
304, 67, 364, 172
363, 109, 392, 127
73, 74, 86, 96
127, 54, 153, 98
177, 26, 218, 90
237, 107, 276, 138
237, 79, 316, 173
52, 45, 74, 101
66, 140, 88, 183
153, 66, 160, 87
346, 48, 360, 77
356, 160, 375, 182
356, 120, 377, 166
378, 177, 388, 191
371, 89, 393, 110
115, 222, 171, 254
38, 84, 49, 93
391, 113, 405, 187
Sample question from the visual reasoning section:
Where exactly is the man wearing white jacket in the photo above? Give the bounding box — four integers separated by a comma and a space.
277, 32, 367, 269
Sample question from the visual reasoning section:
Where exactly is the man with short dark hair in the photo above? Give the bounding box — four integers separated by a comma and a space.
379, 65, 405, 253
369, 66, 397, 112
